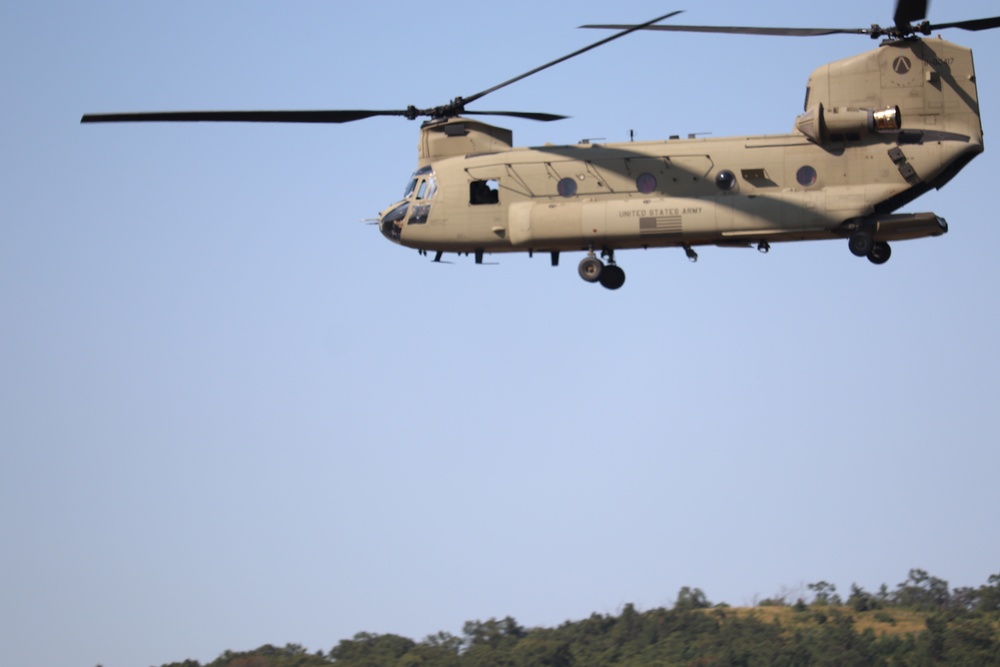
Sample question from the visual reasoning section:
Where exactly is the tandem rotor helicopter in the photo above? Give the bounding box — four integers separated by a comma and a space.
83, 1, 999, 289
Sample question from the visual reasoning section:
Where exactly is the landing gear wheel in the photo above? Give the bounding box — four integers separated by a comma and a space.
599, 264, 626, 290
578, 255, 604, 283
848, 232, 874, 257
868, 241, 891, 265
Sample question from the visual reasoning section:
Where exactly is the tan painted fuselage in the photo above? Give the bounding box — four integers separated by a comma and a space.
380, 37, 983, 265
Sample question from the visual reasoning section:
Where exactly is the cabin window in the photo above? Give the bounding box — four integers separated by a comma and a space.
636, 173, 657, 194
470, 179, 499, 205
715, 170, 736, 191
796, 166, 817, 187
557, 177, 577, 198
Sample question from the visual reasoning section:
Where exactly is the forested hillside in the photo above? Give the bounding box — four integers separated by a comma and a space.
153, 570, 1000, 667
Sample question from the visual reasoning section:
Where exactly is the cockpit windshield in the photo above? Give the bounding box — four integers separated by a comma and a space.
383, 166, 437, 243
403, 177, 419, 199
403, 165, 436, 200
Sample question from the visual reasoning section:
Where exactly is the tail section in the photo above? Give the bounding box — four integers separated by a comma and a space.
802, 37, 982, 146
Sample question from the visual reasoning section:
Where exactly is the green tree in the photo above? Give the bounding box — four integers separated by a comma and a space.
978, 573, 1000, 612
674, 586, 711, 610
510, 636, 573, 667
808, 581, 839, 606
943, 614, 1000, 663
153, 571, 1000, 667
848, 583, 880, 612
892, 569, 951, 611
329, 632, 416, 666
462, 617, 525, 649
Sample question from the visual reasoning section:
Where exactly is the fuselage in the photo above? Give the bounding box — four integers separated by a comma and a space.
379, 37, 983, 260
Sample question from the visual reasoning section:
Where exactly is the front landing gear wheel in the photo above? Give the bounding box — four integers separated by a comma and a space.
599, 264, 626, 290
848, 232, 874, 257
868, 241, 891, 265
578, 256, 604, 283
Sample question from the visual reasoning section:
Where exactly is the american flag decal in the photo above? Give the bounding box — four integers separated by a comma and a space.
639, 215, 682, 235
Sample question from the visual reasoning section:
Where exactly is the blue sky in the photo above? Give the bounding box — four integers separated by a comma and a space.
3, 2, 999, 666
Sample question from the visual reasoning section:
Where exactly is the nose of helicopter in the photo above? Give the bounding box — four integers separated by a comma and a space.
378, 201, 408, 243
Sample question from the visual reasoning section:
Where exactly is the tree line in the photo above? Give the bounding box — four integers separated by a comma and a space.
153, 570, 1000, 667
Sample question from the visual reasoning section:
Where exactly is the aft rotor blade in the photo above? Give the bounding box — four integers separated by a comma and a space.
579, 23, 867, 37
80, 109, 411, 124
582, 13, 1000, 39
928, 16, 1000, 32
894, 0, 928, 28
461, 10, 683, 108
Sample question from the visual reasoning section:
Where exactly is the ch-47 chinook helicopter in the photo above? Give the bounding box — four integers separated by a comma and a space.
83, 1, 999, 289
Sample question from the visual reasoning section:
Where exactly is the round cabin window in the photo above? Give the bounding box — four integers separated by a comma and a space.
557, 177, 578, 198
715, 170, 736, 191
797, 166, 817, 187
636, 173, 657, 194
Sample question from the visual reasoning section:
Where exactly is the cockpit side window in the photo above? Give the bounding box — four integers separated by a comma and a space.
414, 175, 438, 200
403, 166, 435, 199
470, 179, 499, 205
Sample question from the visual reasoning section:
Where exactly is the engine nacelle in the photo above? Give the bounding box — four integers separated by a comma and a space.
418, 118, 513, 167
795, 103, 901, 144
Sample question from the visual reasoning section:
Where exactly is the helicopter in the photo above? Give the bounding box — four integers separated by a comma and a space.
82, 1, 1000, 290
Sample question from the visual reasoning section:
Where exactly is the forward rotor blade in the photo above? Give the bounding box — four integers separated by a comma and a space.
579, 23, 867, 37
80, 109, 410, 124
928, 16, 1000, 32
83, 13, 681, 126
462, 110, 568, 122
461, 10, 683, 108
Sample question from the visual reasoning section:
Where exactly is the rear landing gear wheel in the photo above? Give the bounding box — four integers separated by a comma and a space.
578, 255, 604, 283
848, 232, 874, 257
868, 241, 891, 265
599, 264, 626, 290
